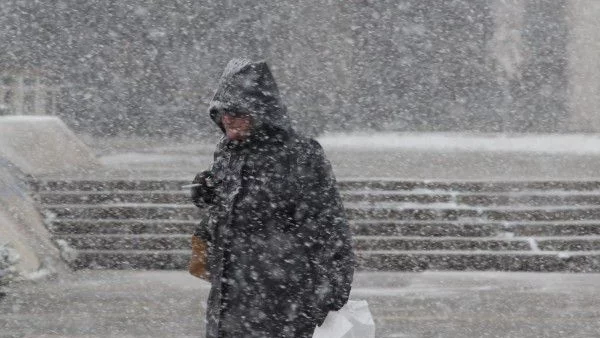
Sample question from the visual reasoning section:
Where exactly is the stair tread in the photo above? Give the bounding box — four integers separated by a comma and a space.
47, 218, 600, 224
53, 234, 600, 241
50, 218, 197, 223
54, 234, 190, 238
75, 249, 190, 254
43, 203, 600, 212
353, 235, 600, 241
69, 249, 600, 255
38, 190, 600, 197
359, 250, 600, 255
33, 178, 600, 271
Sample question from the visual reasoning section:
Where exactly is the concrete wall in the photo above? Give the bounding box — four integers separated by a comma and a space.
0, 116, 100, 176
0, 116, 99, 276
0, 164, 67, 275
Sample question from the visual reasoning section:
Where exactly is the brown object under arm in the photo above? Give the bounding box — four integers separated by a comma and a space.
189, 235, 209, 280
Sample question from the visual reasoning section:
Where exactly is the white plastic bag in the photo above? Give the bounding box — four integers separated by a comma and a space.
313, 300, 376, 338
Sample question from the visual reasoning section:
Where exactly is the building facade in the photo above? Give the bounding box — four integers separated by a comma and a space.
0, 1, 596, 136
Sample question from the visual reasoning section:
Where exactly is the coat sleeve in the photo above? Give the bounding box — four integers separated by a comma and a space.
296, 139, 355, 318
192, 140, 225, 243
191, 171, 216, 207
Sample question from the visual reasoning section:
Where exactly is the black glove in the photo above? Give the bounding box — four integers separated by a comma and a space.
191, 171, 215, 207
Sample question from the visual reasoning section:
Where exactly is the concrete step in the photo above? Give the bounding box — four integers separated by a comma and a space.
535, 237, 600, 251
45, 203, 600, 222
67, 249, 600, 272
48, 219, 600, 238
55, 234, 190, 251
356, 250, 600, 272
339, 180, 600, 192
346, 205, 600, 221
455, 193, 600, 206
32, 179, 600, 193
53, 234, 530, 251
508, 221, 600, 236
482, 208, 600, 222
37, 190, 455, 205
343, 192, 453, 204
32, 179, 189, 192
38, 191, 191, 205
48, 219, 199, 235
355, 236, 600, 251
48, 219, 506, 237
37, 189, 600, 207
53, 233, 600, 253
44, 204, 202, 220
348, 192, 600, 206
28, 178, 600, 273
351, 220, 504, 237
353, 236, 531, 251
71, 250, 190, 270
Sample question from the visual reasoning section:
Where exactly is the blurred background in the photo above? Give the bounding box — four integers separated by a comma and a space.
4, 2, 600, 337
0, 0, 598, 139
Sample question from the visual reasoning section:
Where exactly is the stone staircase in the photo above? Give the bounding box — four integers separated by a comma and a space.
31, 179, 600, 272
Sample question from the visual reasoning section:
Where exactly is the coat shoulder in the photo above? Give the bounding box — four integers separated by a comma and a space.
211, 136, 229, 159
288, 134, 325, 161
215, 136, 229, 152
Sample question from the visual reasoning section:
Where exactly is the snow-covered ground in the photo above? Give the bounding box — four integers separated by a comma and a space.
319, 133, 600, 154
0, 244, 19, 289
1, 270, 599, 338
85, 133, 600, 180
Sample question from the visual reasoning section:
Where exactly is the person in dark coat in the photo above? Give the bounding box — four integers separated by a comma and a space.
191, 58, 355, 338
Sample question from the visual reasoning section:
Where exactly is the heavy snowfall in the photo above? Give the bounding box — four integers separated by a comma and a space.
1, 1, 600, 337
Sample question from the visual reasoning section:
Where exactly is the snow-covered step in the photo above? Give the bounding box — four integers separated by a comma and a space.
341, 191, 453, 204
66, 249, 600, 272
38, 190, 454, 205
53, 232, 600, 255
54, 234, 191, 251
508, 220, 600, 236
354, 235, 600, 251
45, 204, 484, 221
71, 249, 190, 270
32, 179, 189, 192
353, 236, 531, 251
47, 218, 506, 237
37, 190, 190, 205
346, 205, 600, 221
32, 178, 600, 193
48, 219, 600, 238
346, 190, 600, 206
53, 234, 553, 252
455, 193, 600, 206
350, 220, 504, 237
44, 204, 202, 220
47, 204, 600, 222
535, 236, 600, 251
47, 219, 199, 235
339, 180, 600, 192
356, 250, 600, 272
38, 189, 600, 207
30, 178, 600, 272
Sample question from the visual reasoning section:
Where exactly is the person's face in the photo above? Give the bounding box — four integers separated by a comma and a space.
222, 112, 252, 141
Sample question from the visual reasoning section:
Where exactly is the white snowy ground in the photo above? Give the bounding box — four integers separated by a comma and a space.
318, 133, 600, 154
1, 271, 600, 338
93, 133, 600, 180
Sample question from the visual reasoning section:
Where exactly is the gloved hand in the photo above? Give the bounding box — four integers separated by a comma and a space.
191, 170, 216, 207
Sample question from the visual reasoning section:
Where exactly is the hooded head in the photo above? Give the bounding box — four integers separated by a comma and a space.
208, 59, 292, 138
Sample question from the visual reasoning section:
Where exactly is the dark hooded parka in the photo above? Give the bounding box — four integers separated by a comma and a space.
193, 59, 354, 338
